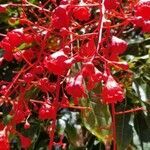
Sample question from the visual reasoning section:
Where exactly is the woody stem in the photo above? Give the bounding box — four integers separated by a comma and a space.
111, 103, 117, 150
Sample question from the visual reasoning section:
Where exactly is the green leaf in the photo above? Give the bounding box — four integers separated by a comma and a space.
116, 113, 133, 150
64, 111, 86, 148
80, 93, 111, 143
132, 79, 150, 102
25, 87, 40, 99
3, 114, 13, 125
134, 112, 150, 143
66, 123, 85, 148
57, 118, 66, 135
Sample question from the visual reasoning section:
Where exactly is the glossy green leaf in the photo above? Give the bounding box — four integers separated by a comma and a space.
116, 113, 133, 150
80, 93, 111, 143
134, 111, 150, 143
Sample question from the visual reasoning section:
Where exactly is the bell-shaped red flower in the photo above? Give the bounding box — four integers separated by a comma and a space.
66, 74, 86, 98
82, 62, 95, 77
79, 39, 96, 60
110, 36, 127, 55
133, 0, 150, 33
39, 101, 56, 120
101, 75, 124, 104
135, 0, 150, 20
51, 6, 70, 29
44, 50, 73, 75
44, 50, 68, 75
82, 62, 103, 90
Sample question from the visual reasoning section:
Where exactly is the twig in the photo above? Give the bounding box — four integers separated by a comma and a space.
115, 107, 145, 115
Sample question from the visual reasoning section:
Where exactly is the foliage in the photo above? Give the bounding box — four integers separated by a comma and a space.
0, 0, 150, 150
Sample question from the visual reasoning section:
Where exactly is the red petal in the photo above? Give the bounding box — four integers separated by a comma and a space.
101, 75, 124, 104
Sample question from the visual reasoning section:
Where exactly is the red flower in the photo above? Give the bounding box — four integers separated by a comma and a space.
79, 39, 96, 59
131, 16, 144, 28
82, 62, 102, 90
31, 65, 44, 75
0, 131, 10, 150
82, 62, 95, 77
3, 51, 13, 62
13, 110, 26, 124
0, 5, 7, 13
38, 78, 56, 93
60, 27, 69, 37
133, 0, 150, 33
135, 0, 150, 20
39, 102, 56, 120
66, 75, 86, 98
44, 50, 70, 75
101, 75, 124, 104
22, 49, 34, 62
0, 30, 23, 54
19, 134, 31, 149
51, 6, 70, 29
23, 72, 34, 83
0, 40, 13, 52
91, 67, 103, 82
73, 6, 91, 21
110, 36, 127, 55
24, 121, 30, 129
142, 20, 150, 32
13, 49, 34, 62
12, 101, 30, 124
23, 34, 34, 43
7, 31, 23, 47
104, 0, 119, 10
101, 36, 127, 61
0, 30, 35, 61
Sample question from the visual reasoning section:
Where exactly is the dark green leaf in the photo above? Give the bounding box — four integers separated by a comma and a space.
116, 113, 133, 150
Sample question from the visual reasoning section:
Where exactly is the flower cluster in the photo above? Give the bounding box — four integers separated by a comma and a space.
133, 0, 150, 32
0, 0, 149, 149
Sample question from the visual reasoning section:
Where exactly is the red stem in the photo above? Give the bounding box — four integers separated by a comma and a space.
4, 66, 25, 97
68, 105, 91, 110
24, 0, 50, 13
111, 103, 117, 150
115, 107, 145, 115
90, 0, 105, 62
49, 76, 61, 150
96, 0, 105, 54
